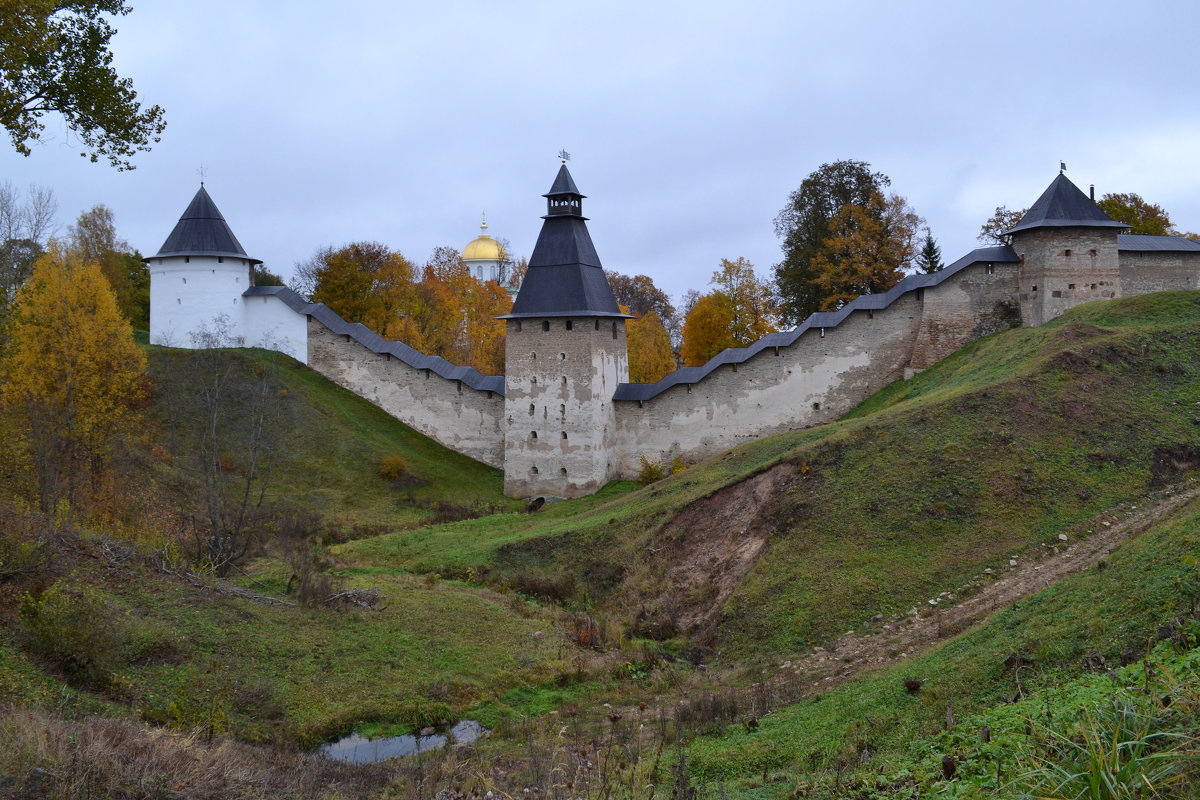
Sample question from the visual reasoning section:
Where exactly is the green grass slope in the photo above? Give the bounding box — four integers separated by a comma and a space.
684, 484, 1200, 798
343, 292, 1200, 660
144, 345, 523, 531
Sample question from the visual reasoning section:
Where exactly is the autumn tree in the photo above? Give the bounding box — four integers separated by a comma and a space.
680, 258, 778, 367
916, 230, 942, 273
1, 245, 146, 513
773, 160, 890, 324
680, 293, 736, 367
977, 206, 1027, 246
626, 309, 674, 383
1, 0, 166, 169
808, 193, 922, 311
68, 204, 147, 327
1096, 193, 1176, 236
297, 242, 418, 335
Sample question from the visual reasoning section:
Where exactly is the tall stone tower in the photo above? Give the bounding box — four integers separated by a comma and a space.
1008, 173, 1127, 326
501, 162, 630, 499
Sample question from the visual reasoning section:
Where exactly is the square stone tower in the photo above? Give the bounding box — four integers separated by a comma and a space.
1008, 173, 1126, 327
500, 163, 630, 499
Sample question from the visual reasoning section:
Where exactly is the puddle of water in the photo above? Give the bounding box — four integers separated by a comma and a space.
319, 720, 486, 764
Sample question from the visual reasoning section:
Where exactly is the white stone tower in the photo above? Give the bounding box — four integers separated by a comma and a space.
148, 185, 261, 347
500, 162, 630, 499
148, 185, 309, 361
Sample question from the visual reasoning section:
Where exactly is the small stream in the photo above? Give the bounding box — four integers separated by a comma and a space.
319, 720, 487, 764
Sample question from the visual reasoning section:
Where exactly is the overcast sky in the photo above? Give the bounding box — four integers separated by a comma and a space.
5, 0, 1200, 304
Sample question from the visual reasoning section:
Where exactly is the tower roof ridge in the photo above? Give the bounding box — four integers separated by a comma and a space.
1006, 173, 1127, 235
153, 185, 261, 264
502, 163, 627, 319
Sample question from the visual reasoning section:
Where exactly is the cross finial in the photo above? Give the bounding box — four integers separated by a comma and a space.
197, 163, 208, 185
558, 149, 571, 164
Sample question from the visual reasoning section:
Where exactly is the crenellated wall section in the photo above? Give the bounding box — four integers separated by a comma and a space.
235, 240, 1200, 496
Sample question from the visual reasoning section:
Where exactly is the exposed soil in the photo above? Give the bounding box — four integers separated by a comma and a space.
653, 463, 796, 636
771, 479, 1200, 694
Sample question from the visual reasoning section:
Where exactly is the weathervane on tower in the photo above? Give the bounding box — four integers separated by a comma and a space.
558, 149, 571, 164
196, 164, 208, 186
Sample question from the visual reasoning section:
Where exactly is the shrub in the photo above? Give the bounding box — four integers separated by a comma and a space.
377, 454, 408, 481
671, 457, 687, 475
18, 579, 130, 689
638, 456, 667, 485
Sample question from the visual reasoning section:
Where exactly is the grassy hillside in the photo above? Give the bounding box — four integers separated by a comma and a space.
144, 345, 523, 532
345, 292, 1200, 659
4, 293, 1200, 798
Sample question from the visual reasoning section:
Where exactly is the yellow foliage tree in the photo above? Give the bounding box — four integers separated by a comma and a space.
1, 247, 147, 512
627, 309, 675, 383
680, 293, 737, 367
680, 258, 778, 367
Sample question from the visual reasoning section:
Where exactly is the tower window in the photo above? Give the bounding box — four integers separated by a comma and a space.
558, 352, 566, 360
595, 320, 600, 331
612, 322, 618, 339
561, 431, 567, 440
516, 321, 522, 332
530, 352, 536, 361
531, 466, 539, 476
565, 320, 573, 330
986, 263, 994, 275
542, 320, 550, 332
529, 403, 535, 415
560, 467, 567, 476
1063, 249, 1072, 257
185, 256, 190, 263
561, 376, 567, 386
531, 376, 537, 385
218, 257, 224, 263
530, 431, 537, 440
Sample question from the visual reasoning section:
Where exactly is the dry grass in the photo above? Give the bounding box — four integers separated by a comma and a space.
0, 705, 403, 799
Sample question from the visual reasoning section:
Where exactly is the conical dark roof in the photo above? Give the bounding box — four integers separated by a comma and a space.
1006, 173, 1126, 235
545, 163, 582, 197
153, 186, 261, 264
502, 165, 627, 319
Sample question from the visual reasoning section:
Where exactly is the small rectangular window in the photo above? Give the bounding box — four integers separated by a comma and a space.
542, 320, 550, 332
565, 320, 573, 330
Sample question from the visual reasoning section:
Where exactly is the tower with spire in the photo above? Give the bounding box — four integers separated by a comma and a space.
1007, 172, 1127, 326
500, 161, 630, 498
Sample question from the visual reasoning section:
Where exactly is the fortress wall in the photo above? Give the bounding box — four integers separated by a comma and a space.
909, 262, 1022, 369
613, 293, 923, 475
503, 317, 628, 498
1119, 252, 1200, 294
307, 317, 506, 467
241, 293, 310, 363
1013, 228, 1121, 327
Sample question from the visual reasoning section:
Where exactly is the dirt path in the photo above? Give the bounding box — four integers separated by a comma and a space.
772, 480, 1200, 693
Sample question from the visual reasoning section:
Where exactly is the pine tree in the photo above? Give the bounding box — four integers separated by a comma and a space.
917, 231, 943, 274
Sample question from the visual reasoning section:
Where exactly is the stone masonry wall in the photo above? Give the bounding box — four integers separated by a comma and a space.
612, 294, 923, 475
909, 261, 1022, 370
504, 317, 628, 498
1012, 228, 1121, 327
1119, 251, 1200, 294
307, 317, 506, 467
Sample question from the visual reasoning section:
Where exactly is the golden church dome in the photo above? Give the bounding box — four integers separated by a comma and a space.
463, 217, 504, 261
